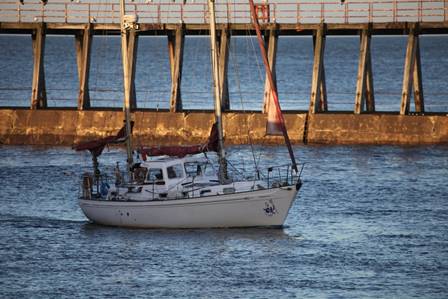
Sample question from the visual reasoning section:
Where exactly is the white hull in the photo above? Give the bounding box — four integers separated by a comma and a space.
80, 186, 298, 228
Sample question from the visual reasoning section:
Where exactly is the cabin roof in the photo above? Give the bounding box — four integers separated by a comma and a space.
140, 155, 208, 168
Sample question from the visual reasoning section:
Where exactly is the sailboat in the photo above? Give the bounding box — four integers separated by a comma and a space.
74, 0, 303, 228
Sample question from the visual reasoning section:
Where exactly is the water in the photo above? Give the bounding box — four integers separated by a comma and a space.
0, 34, 447, 112
1, 145, 448, 298
1, 27, 448, 298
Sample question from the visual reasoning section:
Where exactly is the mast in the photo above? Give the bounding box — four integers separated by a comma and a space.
208, 0, 228, 183
248, 0, 298, 173
119, 0, 133, 173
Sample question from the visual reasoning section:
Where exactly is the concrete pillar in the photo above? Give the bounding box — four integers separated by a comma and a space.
262, 25, 278, 113
365, 43, 375, 112
75, 24, 92, 110
313, 32, 328, 112
217, 27, 230, 111
400, 25, 417, 115
168, 24, 184, 112
400, 23, 424, 115
309, 23, 326, 114
413, 36, 424, 113
354, 26, 375, 114
127, 29, 139, 110
31, 23, 47, 109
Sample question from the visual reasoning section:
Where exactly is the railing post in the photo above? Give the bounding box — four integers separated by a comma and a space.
227, 1, 230, 23
297, 3, 300, 23
17, 2, 21, 23
65, 3, 68, 23
418, 0, 422, 22
344, 2, 348, 24
181, 3, 184, 23
321, 1, 324, 22
158, 4, 161, 24
445, 0, 448, 22
393, 0, 397, 22
273, 3, 277, 22
369, 2, 373, 23
112, 4, 114, 23
41, 2, 44, 22
88, 3, 91, 23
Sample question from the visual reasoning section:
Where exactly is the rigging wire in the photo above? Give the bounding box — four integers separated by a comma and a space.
228, 28, 260, 177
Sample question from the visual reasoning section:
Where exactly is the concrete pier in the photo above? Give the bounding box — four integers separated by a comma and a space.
1, 0, 448, 146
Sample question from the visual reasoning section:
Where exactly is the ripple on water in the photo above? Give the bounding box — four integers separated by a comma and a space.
0, 145, 447, 298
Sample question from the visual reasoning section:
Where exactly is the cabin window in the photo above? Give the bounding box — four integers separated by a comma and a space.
167, 164, 184, 179
185, 162, 203, 177
185, 162, 214, 177
147, 168, 163, 181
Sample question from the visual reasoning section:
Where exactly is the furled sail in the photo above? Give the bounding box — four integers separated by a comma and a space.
73, 122, 132, 158
266, 95, 283, 135
139, 122, 219, 160
248, 0, 298, 172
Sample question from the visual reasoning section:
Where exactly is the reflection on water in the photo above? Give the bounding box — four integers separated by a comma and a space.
0, 145, 448, 298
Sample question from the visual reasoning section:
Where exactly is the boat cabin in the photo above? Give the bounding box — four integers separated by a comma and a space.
109, 156, 219, 201
141, 158, 187, 187
131, 156, 215, 187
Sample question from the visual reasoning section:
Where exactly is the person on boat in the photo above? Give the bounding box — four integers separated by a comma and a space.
130, 152, 142, 172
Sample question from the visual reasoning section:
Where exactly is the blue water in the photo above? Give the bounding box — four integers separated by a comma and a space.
0, 34, 447, 111
1, 26, 448, 298
0, 145, 447, 298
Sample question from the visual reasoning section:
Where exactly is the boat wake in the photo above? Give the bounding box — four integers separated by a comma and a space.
0, 213, 86, 229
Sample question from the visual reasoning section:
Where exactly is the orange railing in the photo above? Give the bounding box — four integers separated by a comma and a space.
0, 0, 447, 24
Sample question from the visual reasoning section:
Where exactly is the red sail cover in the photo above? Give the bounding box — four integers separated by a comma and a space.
73, 123, 132, 157
140, 123, 219, 160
